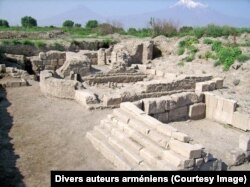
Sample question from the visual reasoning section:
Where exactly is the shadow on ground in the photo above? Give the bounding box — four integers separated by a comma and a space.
0, 88, 25, 187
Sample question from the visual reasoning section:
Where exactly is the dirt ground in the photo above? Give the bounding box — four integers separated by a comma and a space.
169, 120, 250, 170
0, 81, 114, 187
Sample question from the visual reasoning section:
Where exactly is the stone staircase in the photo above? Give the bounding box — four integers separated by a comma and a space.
86, 102, 204, 170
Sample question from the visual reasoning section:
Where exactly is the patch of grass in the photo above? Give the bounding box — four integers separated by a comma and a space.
211, 41, 222, 51
217, 46, 242, 70
204, 51, 217, 60
103, 37, 116, 47
1, 40, 11, 45
34, 40, 46, 48
241, 40, 250, 47
177, 47, 185, 55
12, 39, 22, 45
237, 54, 250, 62
51, 42, 64, 51
184, 55, 195, 62
22, 40, 35, 46
178, 37, 198, 62
203, 38, 213, 45
177, 61, 185, 66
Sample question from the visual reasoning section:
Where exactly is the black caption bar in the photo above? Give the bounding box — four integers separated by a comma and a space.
51, 171, 250, 186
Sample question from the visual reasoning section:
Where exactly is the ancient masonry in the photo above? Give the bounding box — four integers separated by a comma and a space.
2, 37, 249, 170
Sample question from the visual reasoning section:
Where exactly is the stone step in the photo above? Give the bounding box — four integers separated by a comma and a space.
108, 136, 143, 168
86, 131, 132, 170
169, 139, 202, 159
119, 104, 178, 137
163, 150, 194, 169
112, 110, 172, 148
118, 106, 182, 143
112, 117, 165, 156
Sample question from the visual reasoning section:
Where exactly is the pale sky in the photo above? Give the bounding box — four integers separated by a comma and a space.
0, 0, 250, 26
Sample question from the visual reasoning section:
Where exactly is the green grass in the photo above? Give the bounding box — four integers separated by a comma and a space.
177, 47, 185, 55
51, 42, 64, 51
237, 54, 250, 62
203, 38, 213, 45
178, 37, 198, 62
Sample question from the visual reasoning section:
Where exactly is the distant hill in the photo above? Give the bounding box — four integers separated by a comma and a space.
39, 5, 104, 26
38, 4, 250, 28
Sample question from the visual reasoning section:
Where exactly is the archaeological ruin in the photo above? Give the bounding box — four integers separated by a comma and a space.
1, 35, 250, 172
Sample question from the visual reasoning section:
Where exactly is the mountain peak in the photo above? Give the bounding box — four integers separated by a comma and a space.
171, 0, 207, 9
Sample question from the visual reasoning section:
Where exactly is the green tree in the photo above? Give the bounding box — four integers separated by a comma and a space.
63, 20, 74, 28
21, 16, 37, 27
85, 20, 98, 29
74, 23, 81, 28
0, 19, 9, 27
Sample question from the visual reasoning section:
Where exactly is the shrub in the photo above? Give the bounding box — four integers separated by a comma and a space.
63, 20, 74, 28
12, 39, 22, 45
237, 54, 250, 62
149, 18, 177, 37
0, 19, 9, 27
127, 28, 137, 35
97, 22, 124, 35
21, 16, 37, 27
193, 27, 205, 38
74, 23, 81, 28
217, 46, 241, 70
86, 20, 98, 29
22, 40, 34, 46
179, 26, 193, 33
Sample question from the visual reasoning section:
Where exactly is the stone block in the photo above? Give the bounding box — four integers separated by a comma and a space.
169, 140, 202, 159
0, 64, 6, 73
189, 103, 206, 120
239, 134, 250, 151
75, 90, 98, 106
103, 94, 122, 106
142, 98, 166, 115
6, 67, 14, 73
195, 82, 209, 93
168, 106, 188, 122
170, 92, 199, 108
232, 112, 250, 131
154, 112, 169, 123
164, 96, 177, 111
97, 48, 106, 65
172, 132, 191, 143
213, 78, 224, 89
205, 93, 236, 125
120, 102, 145, 116
226, 149, 246, 166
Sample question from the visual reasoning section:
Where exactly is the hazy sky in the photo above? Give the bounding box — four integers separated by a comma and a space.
0, 0, 250, 25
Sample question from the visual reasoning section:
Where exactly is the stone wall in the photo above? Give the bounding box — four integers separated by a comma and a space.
141, 92, 205, 123
56, 53, 91, 78
205, 92, 250, 131
30, 51, 66, 73
83, 73, 147, 84
87, 102, 210, 170
99, 40, 154, 67
136, 75, 213, 93
40, 70, 79, 99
